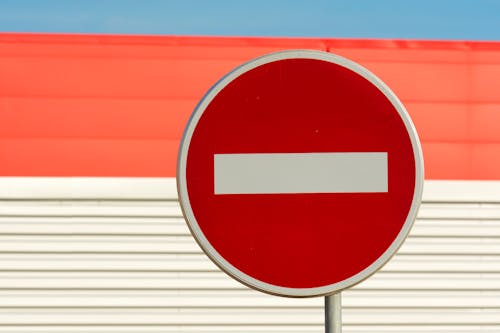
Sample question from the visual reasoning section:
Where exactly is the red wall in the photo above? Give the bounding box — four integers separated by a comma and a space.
1, 33, 499, 179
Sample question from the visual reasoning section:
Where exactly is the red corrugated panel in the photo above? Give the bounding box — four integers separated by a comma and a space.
0, 33, 499, 179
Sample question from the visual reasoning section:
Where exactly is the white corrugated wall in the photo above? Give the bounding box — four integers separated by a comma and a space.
0, 178, 499, 332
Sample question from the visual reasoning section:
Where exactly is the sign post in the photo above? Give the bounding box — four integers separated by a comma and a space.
325, 293, 342, 333
177, 50, 423, 330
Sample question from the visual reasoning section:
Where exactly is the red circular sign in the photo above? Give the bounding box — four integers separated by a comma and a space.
178, 50, 423, 297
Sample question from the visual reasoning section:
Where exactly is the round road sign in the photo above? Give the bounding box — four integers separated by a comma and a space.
177, 50, 424, 297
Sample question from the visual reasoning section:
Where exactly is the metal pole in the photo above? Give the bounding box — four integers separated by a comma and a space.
325, 293, 342, 333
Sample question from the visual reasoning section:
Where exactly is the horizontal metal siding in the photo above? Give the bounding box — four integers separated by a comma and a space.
0, 178, 499, 332
2, 34, 500, 180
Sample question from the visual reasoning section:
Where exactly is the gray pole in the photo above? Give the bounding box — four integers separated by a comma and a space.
325, 293, 342, 333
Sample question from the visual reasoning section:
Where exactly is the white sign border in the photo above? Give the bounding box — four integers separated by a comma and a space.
177, 49, 424, 298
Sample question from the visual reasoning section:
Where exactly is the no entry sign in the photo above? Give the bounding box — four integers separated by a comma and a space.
177, 50, 424, 297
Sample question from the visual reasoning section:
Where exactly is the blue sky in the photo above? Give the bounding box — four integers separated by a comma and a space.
0, 0, 499, 41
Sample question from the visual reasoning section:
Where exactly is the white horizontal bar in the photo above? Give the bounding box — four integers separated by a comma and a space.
0, 177, 177, 200
424, 180, 500, 202
214, 152, 388, 194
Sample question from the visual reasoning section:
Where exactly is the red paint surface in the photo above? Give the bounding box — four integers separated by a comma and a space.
1, 33, 500, 179
185, 58, 417, 288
